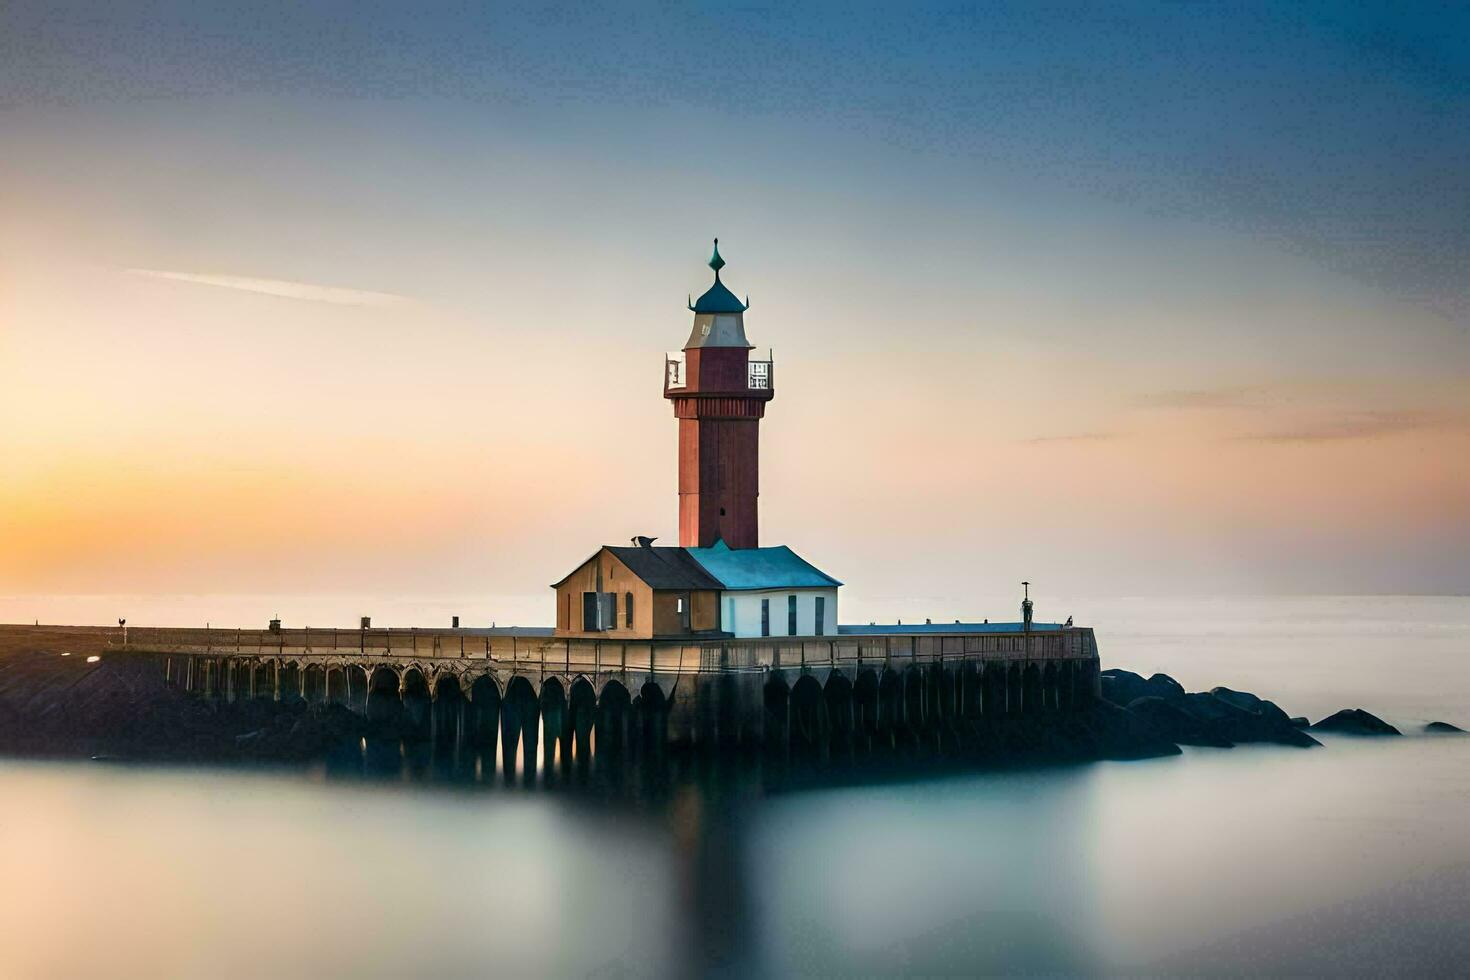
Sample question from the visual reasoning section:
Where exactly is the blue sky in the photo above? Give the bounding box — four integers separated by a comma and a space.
6, 1, 1467, 316
1, 1, 1467, 605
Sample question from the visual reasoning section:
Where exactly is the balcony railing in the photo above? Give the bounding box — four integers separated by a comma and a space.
665, 351, 687, 390
663, 350, 774, 392
748, 357, 771, 389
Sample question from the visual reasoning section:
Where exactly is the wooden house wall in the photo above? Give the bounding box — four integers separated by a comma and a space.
651, 589, 720, 636
553, 550, 655, 639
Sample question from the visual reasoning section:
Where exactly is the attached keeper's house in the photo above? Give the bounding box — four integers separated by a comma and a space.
553, 538, 841, 640
552, 544, 724, 640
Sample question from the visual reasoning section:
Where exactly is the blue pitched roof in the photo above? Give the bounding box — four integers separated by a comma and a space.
686, 541, 842, 590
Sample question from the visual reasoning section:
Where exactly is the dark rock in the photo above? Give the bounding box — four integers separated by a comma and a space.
1210, 686, 1296, 727
1099, 669, 1147, 706
1100, 669, 1187, 707
1126, 696, 1233, 747
1146, 673, 1186, 701
1288, 716, 1310, 729
1211, 686, 1266, 714
1103, 673, 1317, 749
1179, 692, 1320, 748
1082, 699, 1182, 760
1425, 721, 1464, 734
1310, 708, 1401, 736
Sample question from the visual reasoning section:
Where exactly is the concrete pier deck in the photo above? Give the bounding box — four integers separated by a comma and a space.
2, 622, 1101, 751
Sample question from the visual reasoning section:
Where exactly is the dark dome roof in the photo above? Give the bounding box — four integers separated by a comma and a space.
688, 239, 748, 314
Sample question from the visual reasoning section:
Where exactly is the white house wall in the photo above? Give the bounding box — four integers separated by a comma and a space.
721, 587, 839, 638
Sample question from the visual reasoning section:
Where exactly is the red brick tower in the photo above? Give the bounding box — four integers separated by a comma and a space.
664, 240, 774, 549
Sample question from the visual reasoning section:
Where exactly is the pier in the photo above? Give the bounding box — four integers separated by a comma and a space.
117, 624, 1100, 759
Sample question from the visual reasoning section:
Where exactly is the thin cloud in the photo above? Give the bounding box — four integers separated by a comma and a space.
1235, 409, 1454, 443
1020, 432, 1119, 445
1138, 385, 1273, 410
127, 269, 409, 307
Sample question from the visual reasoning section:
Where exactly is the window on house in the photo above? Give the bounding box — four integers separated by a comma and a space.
625, 592, 634, 628
760, 598, 770, 637
815, 595, 826, 636
788, 594, 798, 636
584, 591, 617, 631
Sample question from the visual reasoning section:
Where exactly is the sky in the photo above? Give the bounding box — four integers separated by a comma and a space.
1, 1, 1467, 623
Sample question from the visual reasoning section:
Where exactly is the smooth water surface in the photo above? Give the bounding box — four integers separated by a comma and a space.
1, 595, 1467, 977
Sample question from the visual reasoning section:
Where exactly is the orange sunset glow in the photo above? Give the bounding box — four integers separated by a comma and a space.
3, 7, 1467, 619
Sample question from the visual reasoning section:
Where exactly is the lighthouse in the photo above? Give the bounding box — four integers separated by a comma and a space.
540, 239, 1082, 650
664, 240, 774, 549
552, 240, 841, 639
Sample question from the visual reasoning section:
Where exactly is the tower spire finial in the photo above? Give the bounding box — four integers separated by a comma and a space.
687, 238, 747, 313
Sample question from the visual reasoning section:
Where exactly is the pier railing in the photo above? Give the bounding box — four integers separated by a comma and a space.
117, 626, 1097, 674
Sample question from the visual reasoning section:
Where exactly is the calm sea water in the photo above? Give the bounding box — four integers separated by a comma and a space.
1, 595, 1467, 978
